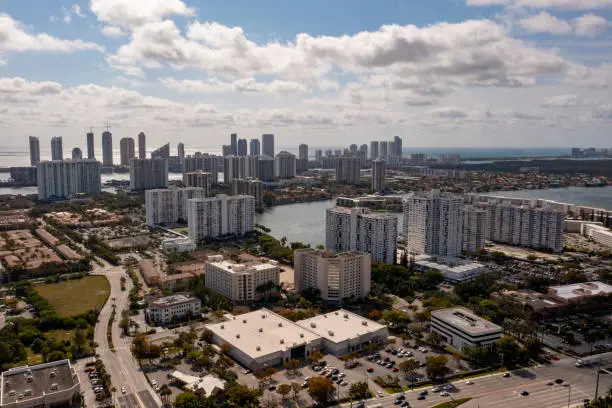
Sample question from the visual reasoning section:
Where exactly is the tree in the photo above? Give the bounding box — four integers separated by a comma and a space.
73, 328, 87, 354
368, 309, 382, 320
381, 309, 410, 326
495, 336, 520, 368
425, 331, 444, 349
523, 337, 542, 361
226, 383, 261, 407
425, 355, 449, 380
399, 359, 420, 381
348, 381, 369, 400
307, 351, 324, 365
290, 382, 301, 401
307, 377, 335, 404
284, 359, 300, 376
159, 384, 172, 406
173, 392, 199, 408
276, 384, 292, 401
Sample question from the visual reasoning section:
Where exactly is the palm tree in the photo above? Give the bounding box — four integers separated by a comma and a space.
159, 384, 172, 406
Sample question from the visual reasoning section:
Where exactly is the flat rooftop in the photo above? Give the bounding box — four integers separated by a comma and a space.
431, 308, 502, 336
0, 360, 77, 405
150, 294, 199, 308
549, 281, 612, 300
296, 309, 387, 344
205, 308, 321, 359
414, 255, 485, 274
207, 260, 278, 274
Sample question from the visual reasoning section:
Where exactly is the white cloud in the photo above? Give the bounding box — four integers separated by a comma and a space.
467, 0, 612, 9
593, 104, 612, 118
541, 94, 590, 107
101, 25, 126, 37
72, 5, 86, 18
89, 0, 194, 28
160, 77, 310, 94
519, 12, 572, 34
573, 13, 609, 37
565, 63, 612, 87
431, 107, 470, 118
0, 77, 63, 96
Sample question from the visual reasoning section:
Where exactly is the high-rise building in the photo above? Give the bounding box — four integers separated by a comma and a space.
294, 249, 371, 303
372, 159, 386, 193
119, 137, 135, 166
178, 143, 185, 163
183, 171, 212, 196
358, 144, 368, 167
145, 187, 206, 226
37, 159, 101, 201
335, 157, 361, 185
257, 155, 275, 182
138, 132, 146, 159
29, 136, 40, 166
230, 133, 238, 156
262, 134, 274, 157
349, 144, 358, 155
184, 154, 219, 184
10, 167, 37, 185
462, 206, 487, 253
274, 151, 296, 179
101, 131, 113, 167
249, 139, 261, 156
298, 144, 309, 160
222, 145, 232, 156
223, 156, 240, 184
188, 194, 255, 242
403, 191, 463, 257
315, 149, 323, 166
231, 178, 263, 210
151, 143, 170, 159
379, 141, 388, 160
87, 132, 95, 159
51, 137, 63, 161
205, 256, 280, 304
72, 147, 82, 160
370, 141, 379, 160
393, 136, 403, 158
129, 158, 168, 191
237, 139, 248, 156
326, 207, 398, 264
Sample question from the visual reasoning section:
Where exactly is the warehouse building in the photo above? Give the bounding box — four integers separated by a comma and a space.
431, 307, 502, 350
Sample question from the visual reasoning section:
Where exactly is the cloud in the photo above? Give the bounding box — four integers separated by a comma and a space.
565, 63, 612, 87
519, 12, 572, 34
0, 77, 63, 96
593, 104, 612, 118
89, 0, 194, 28
467, 0, 612, 9
101, 25, 126, 37
573, 13, 609, 37
542, 94, 591, 107
72, 5, 85, 18
431, 107, 470, 118
159, 77, 310, 94
0, 13, 101, 55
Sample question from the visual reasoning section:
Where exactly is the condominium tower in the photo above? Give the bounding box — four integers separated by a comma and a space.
138, 132, 146, 159
37, 159, 101, 200
335, 157, 361, 185
184, 154, 219, 184
370, 141, 379, 160
262, 134, 274, 157
188, 194, 255, 243
183, 171, 213, 196
274, 151, 296, 179
72, 147, 82, 160
462, 206, 487, 253
29, 136, 40, 166
250, 139, 261, 156
51, 137, 63, 161
87, 131, 95, 159
120, 137, 135, 166
101, 131, 113, 167
129, 158, 168, 191
231, 178, 263, 210
371, 159, 386, 193
145, 187, 206, 226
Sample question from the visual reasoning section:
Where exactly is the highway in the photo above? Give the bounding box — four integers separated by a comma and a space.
340, 353, 612, 408
93, 264, 161, 408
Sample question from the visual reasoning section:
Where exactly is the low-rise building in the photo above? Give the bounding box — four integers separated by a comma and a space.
168, 372, 225, 396
0, 360, 80, 408
582, 224, 612, 248
138, 259, 162, 286
430, 307, 502, 350
296, 309, 388, 356
547, 281, 612, 303
146, 294, 201, 325
162, 237, 196, 253
412, 255, 487, 283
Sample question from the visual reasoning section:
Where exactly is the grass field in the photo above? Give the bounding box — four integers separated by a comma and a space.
34, 275, 110, 317
432, 397, 472, 408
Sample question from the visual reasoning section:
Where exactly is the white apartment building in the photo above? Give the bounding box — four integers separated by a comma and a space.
37, 159, 101, 201
231, 179, 264, 209
187, 194, 255, 243
183, 171, 212, 196
274, 151, 296, 179
431, 307, 502, 350
294, 249, 371, 303
403, 191, 463, 257
326, 207, 397, 264
582, 223, 612, 248
146, 294, 201, 325
335, 157, 361, 185
184, 155, 219, 183
371, 159, 386, 193
205, 255, 280, 303
145, 187, 206, 226
129, 158, 168, 191
462, 206, 487, 253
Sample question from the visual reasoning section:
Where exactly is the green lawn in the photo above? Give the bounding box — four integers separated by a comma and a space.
34, 275, 110, 317
431, 397, 472, 408
45, 329, 75, 342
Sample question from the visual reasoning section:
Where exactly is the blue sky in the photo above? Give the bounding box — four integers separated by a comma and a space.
0, 0, 611, 159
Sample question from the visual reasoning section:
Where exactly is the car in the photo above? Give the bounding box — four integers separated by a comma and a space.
385, 363, 393, 368
268, 386, 276, 391
555, 379, 564, 384
312, 366, 321, 371
121, 386, 126, 394
302, 382, 309, 388
562, 382, 570, 387
367, 367, 374, 373
395, 394, 405, 401
331, 376, 338, 381
341, 381, 348, 386
432, 387, 442, 393
419, 390, 428, 396
338, 373, 346, 378
319, 361, 327, 367
377, 391, 384, 397
520, 391, 529, 396
94, 389, 102, 394
304, 377, 310, 381
394, 400, 402, 405
356, 402, 365, 408
440, 391, 450, 397
401, 402, 410, 407
443, 385, 453, 391
417, 394, 426, 400
503, 372, 511, 378
384, 357, 391, 362
243, 369, 252, 374
392, 367, 400, 372
546, 380, 553, 386
465, 380, 474, 385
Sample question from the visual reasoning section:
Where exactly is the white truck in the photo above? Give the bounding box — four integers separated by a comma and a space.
576, 354, 606, 367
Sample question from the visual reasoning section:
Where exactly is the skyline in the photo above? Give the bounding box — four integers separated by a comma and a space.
1, 0, 612, 150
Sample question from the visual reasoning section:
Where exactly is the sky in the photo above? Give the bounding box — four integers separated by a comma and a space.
0, 0, 611, 157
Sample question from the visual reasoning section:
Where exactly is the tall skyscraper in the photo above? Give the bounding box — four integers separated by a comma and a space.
138, 132, 146, 159
370, 141, 379, 160
51, 136, 63, 161
403, 191, 463, 257
231, 179, 263, 210
151, 143, 170, 159
393, 135, 403, 158
358, 144, 368, 166
222, 145, 232, 156
29, 136, 40, 166
372, 159, 386, 193
178, 142, 185, 163
257, 155, 275, 182
237, 138, 248, 156
315, 149, 323, 166
223, 156, 240, 184
188, 194, 255, 242
183, 171, 213, 197
72, 147, 83, 160
37, 159, 101, 200
262, 134, 274, 157
349, 144, 358, 155
462, 206, 487, 253
298, 144, 309, 160
184, 154, 219, 184
379, 141, 388, 160
274, 151, 296, 179
230, 133, 238, 156
129, 158, 168, 191
86, 132, 95, 159
145, 187, 206, 226
120, 137, 135, 166
249, 139, 261, 156
335, 157, 361, 185
102, 131, 113, 167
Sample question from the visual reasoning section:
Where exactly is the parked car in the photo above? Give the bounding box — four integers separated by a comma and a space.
440, 391, 450, 397
520, 391, 529, 396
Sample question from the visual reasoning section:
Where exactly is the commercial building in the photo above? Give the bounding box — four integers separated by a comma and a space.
0, 359, 81, 408
431, 308, 502, 350
371, 159, 386, 193
151, 143, 170, 159
392, 135, 403, 159
462, 206, 487, 253
582, 223, 612, 248
205, 308, 323, 370
335, 157, 361, 185
183, 171, 212, 196
146, 294, 201, 325
71, 148, 82, 160
205, 255, 280, 304
547, 281, 612, 304
129, 158, 168, 191
145, 187, 206, 226
379, 141, 388, 159
294, 249, 371, 303
50, 136, 63, 161
138, 131, 146, 159
275, 151, 296, 179
412, 254, 487, 283
184, 154, 219, 184
86, 132, 95, 159
326, 207, 397, 264
187, 194, 255, 243
37, 160, 101, 201
262, 134, 274, 157
119, 137, 135, 166
403, 191, 463, 257
101, 131, 113, 167
250, 139, 261, 156
29, 136, 40, 167
231, 179, 263, 210
296, 310, 388, 356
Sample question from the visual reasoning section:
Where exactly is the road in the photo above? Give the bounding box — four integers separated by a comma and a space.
339, 352, 612, 408
93, 264, 161, 408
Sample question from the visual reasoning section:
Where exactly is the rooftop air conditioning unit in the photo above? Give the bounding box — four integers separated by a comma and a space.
280, 339, 284, 344
278, 323, 282, 327
220, 325, 224, 329
328, 330, 334, 336
243, 319, 247, 323
310, 323, 316, 328
300, 333, 304, 338
256, 346, 261, 351
344, 314, 349, 318
24, 389, 32, 396
362, 321, 368, 326
50, 384, 58, 391
262, 314, 266, 318
236, 334, 240, 338
26, 376, 33, 383
259, 328, 263, 332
